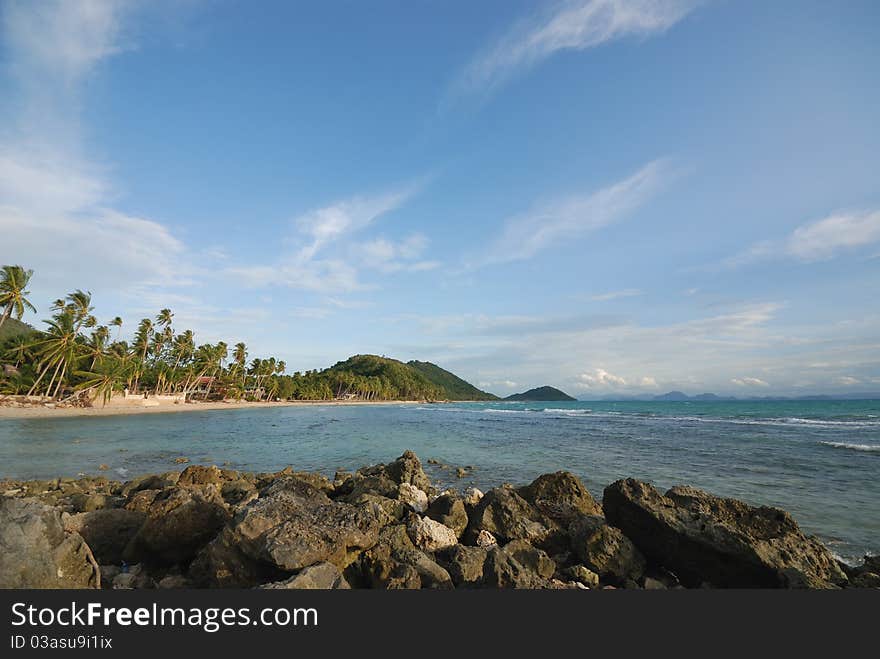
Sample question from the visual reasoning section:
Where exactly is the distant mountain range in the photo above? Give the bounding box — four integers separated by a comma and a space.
588, 390, 880, 402
505, 386, 576, 402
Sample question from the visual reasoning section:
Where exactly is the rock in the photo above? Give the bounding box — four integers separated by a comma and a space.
603, 479, 848, 588
360, 525, 453, 589
518, 471, 603, 524
462, 487, 484, 507
63, 509, 146, 564
174, 457, 190, 464
157, 574, 190, 589
348, 493, 407, 527
568, 565, 600, 588
99, 565, 121, 588
124, 489, 162, 513
259, 562, 351, 589
398, 483, 429, 513
121, 473, 178, 498
0, 498, 100, 589
385, 450, 434, 493
443, 545, 488, 587
464, 485, 553, 544
852, 572, 880, 588
643, 576, 667, 590
112, 564, 153, 589
98, 464, 109, 471
406, 515, 459, 552
426, 493, 468, 537
502, 539, 556, 579
221, 477, 380, 573
220, 480, 258, 509
482, 545, 545, 589
476, 530, 497, 547
178, 465, 224, 487
569, 514, 645, 585
455, 467, 468, 478
124, 487, 230, 565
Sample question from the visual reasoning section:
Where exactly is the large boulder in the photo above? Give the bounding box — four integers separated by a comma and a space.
464, 485, 554, 545
259, 562, 351, 589
123, 487, 230, 565
442, 545, 488, 587
518, 471, 603, 524
568, 514, 645, 585
603, 479, 848, 588
222, 477, 379, 573
359, 524, 453, 589
0, 498, 100, 589
481, 544, 548, 589
335, 451, 435, 503
63, 509, 146, 564
406, 515, 458, 552
426, 493, 469, 537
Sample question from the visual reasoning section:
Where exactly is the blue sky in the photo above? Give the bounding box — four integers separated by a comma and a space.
2, 0, 879, 397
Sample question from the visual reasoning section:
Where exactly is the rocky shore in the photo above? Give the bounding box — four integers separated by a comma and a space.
1, 451, 877, 589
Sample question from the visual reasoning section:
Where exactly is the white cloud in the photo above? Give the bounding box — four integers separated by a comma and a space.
359, 234, 441, 273
453, 0, 699, 99
577, 368, 627, 388
591, 288, 643, 301
725, 210, 880, 267
295, 191, 412, 261
833, 376, 860, 386
730, 377, 769, 387
786, 211, 880, 261
639, 376, 658, 387
479, 159, 674, 266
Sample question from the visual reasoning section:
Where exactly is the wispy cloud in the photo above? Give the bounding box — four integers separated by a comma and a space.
226, 187, 432, 293
724, 209, 880, 267
591, 288, 643, 301
576, 368, 628, 388
730, 377, 769, 387
451, 0, 699, 101
476, 159, 675, 266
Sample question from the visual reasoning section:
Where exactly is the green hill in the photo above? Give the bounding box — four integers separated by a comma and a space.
0, 317, 37, 343
505, 386, 576, 402
407, 360, 498, 401
319, 354, 496, 401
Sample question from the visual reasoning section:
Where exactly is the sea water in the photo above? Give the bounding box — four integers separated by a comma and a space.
1, 399, 877, 562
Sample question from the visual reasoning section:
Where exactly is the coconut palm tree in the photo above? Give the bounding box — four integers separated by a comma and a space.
27, 310, 82, 399
0, 265, 36, 331
131, 318, 154, 393
65, 290, 95, 331
110, 316, 123, 340
75, 357, 133, 407
86, 326, 110, 370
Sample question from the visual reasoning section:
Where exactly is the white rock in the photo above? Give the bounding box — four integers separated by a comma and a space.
407, 516, 459, 552
462, 487, 484, 506
476, 529, 497, 547
398, 483, 428, 513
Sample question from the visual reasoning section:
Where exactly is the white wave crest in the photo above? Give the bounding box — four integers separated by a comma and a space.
819, 441, 880, 453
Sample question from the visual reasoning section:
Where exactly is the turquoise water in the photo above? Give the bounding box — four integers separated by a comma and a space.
1, 400, 878, 562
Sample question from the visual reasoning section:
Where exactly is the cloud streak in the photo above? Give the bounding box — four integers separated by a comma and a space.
724, 209, 880, 267
477, 159, 675, 266
452, 0, 699, 101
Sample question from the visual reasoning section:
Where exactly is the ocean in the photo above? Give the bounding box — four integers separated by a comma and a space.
1, 399, 877, 563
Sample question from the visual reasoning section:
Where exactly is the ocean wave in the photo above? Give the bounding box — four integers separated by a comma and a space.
484, 408, 529, 414
819, 441, 880, 453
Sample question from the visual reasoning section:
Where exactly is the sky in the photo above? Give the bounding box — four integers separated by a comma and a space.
1, 0, 879, 398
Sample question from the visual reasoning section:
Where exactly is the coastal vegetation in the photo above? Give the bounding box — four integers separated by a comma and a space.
0, 265, 493, 405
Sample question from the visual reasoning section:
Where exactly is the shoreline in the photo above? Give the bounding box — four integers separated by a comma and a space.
0, 398, 428, 420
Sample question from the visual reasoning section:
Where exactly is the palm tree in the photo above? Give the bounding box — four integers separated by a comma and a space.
75, 358, 132, 407
0, 265, 37, 331
110, 316, 123, 340
65, 290, 94, 331
27, 310, 81, 399
156, 308, 173, 331
86, 326, 110, 370
131, 318, 154, 393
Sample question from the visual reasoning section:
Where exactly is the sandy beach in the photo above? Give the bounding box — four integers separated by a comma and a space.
0, 398, 424, 420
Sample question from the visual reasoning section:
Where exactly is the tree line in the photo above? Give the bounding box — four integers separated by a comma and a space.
0, 265, 444, 405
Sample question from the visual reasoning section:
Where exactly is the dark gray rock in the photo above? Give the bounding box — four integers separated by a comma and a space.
603, 479, 848, 588
0, 498, 100, 589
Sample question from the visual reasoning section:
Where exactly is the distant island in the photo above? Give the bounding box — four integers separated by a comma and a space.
591, 391, 880, 402
505, 386, 576, 402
